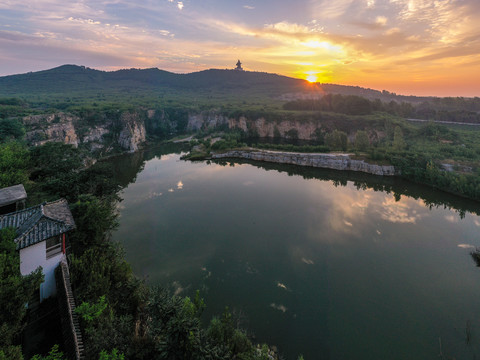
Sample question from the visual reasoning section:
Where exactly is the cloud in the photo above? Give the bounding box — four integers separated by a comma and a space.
301, 257, 314, 265
458, 244, 475, 249
0, 0, 479, 95
276, 282, 288, 290
311, 0, 355, 19
270, 303, 287, 313
444, 215, 458, 223
375, 16, 387, 26
378, 196, 424, 224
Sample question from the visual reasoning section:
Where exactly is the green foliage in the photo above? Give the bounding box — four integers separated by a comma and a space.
30, 142, 84, 200
0, 140, 29, 188
66, 195, 144, 359
98, 349, 125, 360
273, 126, 281, 139
416, 123, 459, 142
283, 94, 373, 115
393, 126, 406, 151
144, 287, 205, 359
283, 94, 480, 123
284, 129, 299, 140
31, 345, 65, 360
76, 296, 108, 323
325, 130, 348, 151
69, 194, 118, 255
254, 143, 330, 153
312, 128, 324, 144
0, 119, 24, 141
0, 98, 25, 106
354, 130, 370, 151
182, 290, 206, 318
211, 139, 244, 151
0, 229, 43, 356
0, 345, 23, 360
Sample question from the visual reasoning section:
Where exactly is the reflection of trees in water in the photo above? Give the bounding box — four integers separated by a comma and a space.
100, 143, 188, 189
213, 158, 479, 218
104, 144, 478, 217
471, 248, 480, 267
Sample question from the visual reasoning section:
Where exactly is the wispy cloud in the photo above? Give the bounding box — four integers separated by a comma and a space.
0, 0, 479, 95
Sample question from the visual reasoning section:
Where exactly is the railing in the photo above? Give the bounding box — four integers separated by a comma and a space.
55, 259, 85, 360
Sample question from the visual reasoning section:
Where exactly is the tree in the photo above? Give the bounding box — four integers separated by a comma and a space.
98, 349, 125, 360
393, 126, 406, 151
30, 142, 84, 200
69, 194, 118, 255
0, 119, 24, 142
31, 345, 65, 360
325, 130, 348, 151
0, 141, 29, 188
0, 228, 43, 358
354, 130, 369, 151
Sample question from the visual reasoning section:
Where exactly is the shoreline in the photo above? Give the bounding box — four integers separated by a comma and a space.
210, 149, 397, 176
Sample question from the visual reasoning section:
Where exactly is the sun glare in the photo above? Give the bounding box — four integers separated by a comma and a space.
306, 74, 318, 83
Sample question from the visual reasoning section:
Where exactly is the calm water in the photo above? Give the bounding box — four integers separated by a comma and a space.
111, 146, 480, 360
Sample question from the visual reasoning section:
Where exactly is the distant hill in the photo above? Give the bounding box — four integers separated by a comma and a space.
0, 65, 477, 107
0, 65, 308, 97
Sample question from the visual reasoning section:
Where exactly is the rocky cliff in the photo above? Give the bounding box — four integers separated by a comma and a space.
211, 150, 397, 176
24, 113, 79, 147
117, 112, 147, 152
22, 111, 146, 152
187, 113, 351, 141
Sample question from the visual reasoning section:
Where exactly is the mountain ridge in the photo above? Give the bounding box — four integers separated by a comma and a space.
0, 64, 415, 101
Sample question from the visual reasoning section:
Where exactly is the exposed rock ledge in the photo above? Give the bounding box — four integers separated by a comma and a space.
211, 150, 397, 176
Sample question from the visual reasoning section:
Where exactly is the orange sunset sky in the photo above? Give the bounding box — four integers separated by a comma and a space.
0, 0, 479, 97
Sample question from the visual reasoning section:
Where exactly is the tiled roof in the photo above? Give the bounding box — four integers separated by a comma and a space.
0, 199, 76, 250
0, 184, 27, 207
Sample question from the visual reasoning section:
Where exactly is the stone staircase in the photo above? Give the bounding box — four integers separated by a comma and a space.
55, 259, 85, 360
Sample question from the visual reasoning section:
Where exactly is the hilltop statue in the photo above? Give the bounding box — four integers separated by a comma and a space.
235, 60, 244, 71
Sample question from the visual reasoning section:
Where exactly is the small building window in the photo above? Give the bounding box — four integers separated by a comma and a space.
46, 236, 62, 259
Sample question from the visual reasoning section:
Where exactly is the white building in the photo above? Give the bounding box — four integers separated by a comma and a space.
0, 199, 76, 302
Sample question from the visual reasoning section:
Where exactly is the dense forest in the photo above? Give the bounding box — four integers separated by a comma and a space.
283, 95, 480, 123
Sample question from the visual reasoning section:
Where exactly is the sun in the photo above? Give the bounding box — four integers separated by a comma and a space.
306, 74, 318, 83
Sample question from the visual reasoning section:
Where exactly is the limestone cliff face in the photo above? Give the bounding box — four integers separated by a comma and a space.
23, 113, 79, 147
187, 113, 320, 140
117, 112, 146, 152
82, 126, 110, 151
187, 112, 229, 131
212, 150, 397, 176
23, 111, 146, 153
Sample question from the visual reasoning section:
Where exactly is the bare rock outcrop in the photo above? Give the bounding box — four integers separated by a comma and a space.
23, 113, 79, 147
212, 150, 397, 176
23, 111, 147, 153
117, 112, 146, 152
187, 113, 323, 140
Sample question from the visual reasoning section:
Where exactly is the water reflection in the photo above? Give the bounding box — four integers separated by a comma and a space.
212, 158, 480, 218
109, 145, 480, 360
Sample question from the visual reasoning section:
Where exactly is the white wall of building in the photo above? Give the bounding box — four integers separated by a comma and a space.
19, 241, 64, 302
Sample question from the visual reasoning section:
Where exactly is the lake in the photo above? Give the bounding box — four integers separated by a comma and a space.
111, 145, 480, 360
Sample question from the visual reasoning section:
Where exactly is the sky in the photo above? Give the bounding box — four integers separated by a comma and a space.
0, 0, 479, 97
